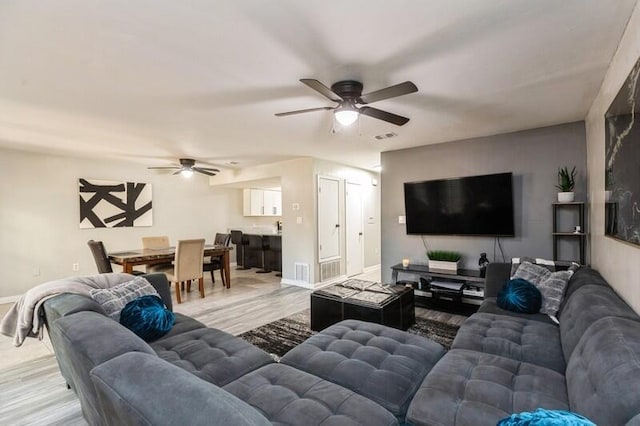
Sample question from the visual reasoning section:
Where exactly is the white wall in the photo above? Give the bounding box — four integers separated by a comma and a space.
0, 148, 243, 299
586, 3, 640, 313
211, 157, 381, 286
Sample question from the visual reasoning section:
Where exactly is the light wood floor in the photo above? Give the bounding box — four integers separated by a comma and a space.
0, 266, 468, 425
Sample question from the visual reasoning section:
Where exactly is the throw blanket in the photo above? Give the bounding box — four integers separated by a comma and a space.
0, 273, 134, 347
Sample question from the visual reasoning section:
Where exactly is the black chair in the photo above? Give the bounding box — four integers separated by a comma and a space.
245, 235, 270, 274
203, 233, 231, 285
263, 235, 282, 277
230, 230, 250, 270
87, 240, 144, 275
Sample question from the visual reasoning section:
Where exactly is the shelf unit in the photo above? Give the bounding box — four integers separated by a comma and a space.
390, 263, 485, 302
552, 202, 586, 265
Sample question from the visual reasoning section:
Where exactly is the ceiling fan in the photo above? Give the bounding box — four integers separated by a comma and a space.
276, 79, 418, 126
147, 158, 220, 178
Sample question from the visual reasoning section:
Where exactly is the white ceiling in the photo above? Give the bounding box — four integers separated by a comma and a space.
0, 0, 637, 171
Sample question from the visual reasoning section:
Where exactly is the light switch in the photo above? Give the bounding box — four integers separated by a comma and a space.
398, 215, 406, 224
292, 203, 300, 210
296, 216, 303, 224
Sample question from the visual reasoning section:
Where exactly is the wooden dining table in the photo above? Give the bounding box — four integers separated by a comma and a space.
108, 245, 233, 288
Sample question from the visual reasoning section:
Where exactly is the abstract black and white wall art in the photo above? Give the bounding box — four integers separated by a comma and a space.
79, 179, 152, 228
605, 56, 640, 246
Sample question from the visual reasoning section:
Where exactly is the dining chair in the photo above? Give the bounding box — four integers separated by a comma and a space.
142, 236, 173, 273
87, 240, 144, 275
153, 239, 206, 304
203, 233, 231, 285
142, 236, 170, 250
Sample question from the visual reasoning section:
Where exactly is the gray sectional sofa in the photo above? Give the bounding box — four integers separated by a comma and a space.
42, 266, 640, 425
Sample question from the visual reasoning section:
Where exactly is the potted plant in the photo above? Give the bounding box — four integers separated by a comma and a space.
427, 250, 462, 274
556, 166, 576, 202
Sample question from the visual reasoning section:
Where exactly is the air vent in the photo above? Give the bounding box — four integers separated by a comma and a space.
320, 260, 341, 282
294, 262, 309, 283
374, 132, 397, 140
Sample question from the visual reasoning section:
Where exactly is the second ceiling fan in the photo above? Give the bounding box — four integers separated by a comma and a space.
276, 79, 418, 126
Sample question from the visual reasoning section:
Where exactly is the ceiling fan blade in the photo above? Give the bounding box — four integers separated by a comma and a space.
275, 106, 335, 117
173, 170, 184, 175
357, 81, 418, 104
300, 79, 343, 102
359, 106, 410, 126
194, 166, 220, 172
193, 167, 217, 176
148, 166, 180, 170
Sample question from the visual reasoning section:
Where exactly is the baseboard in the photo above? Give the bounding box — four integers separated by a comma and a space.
280, 278, 316, 289
0, 295, 20, 305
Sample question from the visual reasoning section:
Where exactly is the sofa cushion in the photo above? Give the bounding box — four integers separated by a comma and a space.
497, 278, 542, 314
478, 298, 556, 324
406, 349, 569, 426
151, 326, 273, 387
119, 295, 175, 342
451, 313, 565, 373
224, 363, 398, 426
89, 276, 159, 321
91, 352, 271, 426
497, 408, 595, 425
280, 319, 445, 421
511, 262, 573, 318
559, 284, 639, 361
566, 317, 640, 426
157, 312, 205, 340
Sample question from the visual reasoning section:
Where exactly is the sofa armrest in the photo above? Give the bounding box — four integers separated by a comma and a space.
483, 263, 511, 298
142, 273, 172, 311
91, 352, 271, 426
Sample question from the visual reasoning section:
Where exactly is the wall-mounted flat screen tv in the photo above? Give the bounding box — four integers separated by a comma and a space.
403, 172, 515, 236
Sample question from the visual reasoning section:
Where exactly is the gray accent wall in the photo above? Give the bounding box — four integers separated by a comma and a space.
380, 121, 587, 283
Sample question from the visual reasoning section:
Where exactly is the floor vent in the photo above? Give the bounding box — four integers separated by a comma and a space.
320, 260, 341, 282
294, 262, 309, 283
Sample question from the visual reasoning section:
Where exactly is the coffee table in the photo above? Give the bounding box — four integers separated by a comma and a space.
310, 280, 415, 331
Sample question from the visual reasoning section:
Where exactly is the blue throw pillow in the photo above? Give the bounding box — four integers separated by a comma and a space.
498, 408, 595, 425
120, 295, 175, 342
497, 278, 542, 314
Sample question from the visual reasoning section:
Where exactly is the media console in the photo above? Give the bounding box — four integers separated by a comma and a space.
390, 263, 485, 303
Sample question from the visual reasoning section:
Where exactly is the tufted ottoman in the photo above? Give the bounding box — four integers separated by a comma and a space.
151, 326, 274, 386
280, 319, 445, 421
224, 363, 399, 426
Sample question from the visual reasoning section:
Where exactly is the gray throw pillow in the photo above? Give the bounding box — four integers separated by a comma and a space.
90, 277, 159, 322
511, 261, 573, 320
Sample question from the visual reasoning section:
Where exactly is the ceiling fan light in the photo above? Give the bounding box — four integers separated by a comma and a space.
181, 169, 194, 178
334, 108, 359, 126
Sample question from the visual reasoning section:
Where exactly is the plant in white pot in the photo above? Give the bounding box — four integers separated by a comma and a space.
427, 250, 462, 274
556, 166, 576, 203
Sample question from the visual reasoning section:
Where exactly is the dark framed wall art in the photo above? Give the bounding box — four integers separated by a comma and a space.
605, 56, 640, 246
79, 179, 153, 228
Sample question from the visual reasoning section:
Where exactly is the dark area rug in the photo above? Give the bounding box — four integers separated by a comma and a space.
239, 309, 461, 358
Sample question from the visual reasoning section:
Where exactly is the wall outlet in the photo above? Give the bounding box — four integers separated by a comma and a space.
296, 216, 303, 224
292, 203, 300, 211
398, 215, 406, 224
72, 263, 80, 271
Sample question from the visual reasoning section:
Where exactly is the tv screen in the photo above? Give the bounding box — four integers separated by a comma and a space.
403, 172, 515, 236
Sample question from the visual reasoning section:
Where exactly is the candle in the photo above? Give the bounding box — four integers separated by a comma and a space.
402, 258, 410, 268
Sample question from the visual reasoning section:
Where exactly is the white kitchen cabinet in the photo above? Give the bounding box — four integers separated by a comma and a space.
243, 189, 282, 216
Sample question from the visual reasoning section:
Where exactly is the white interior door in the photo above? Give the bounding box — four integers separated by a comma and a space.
318, 176, 340, 261
346, 182, 364, 276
